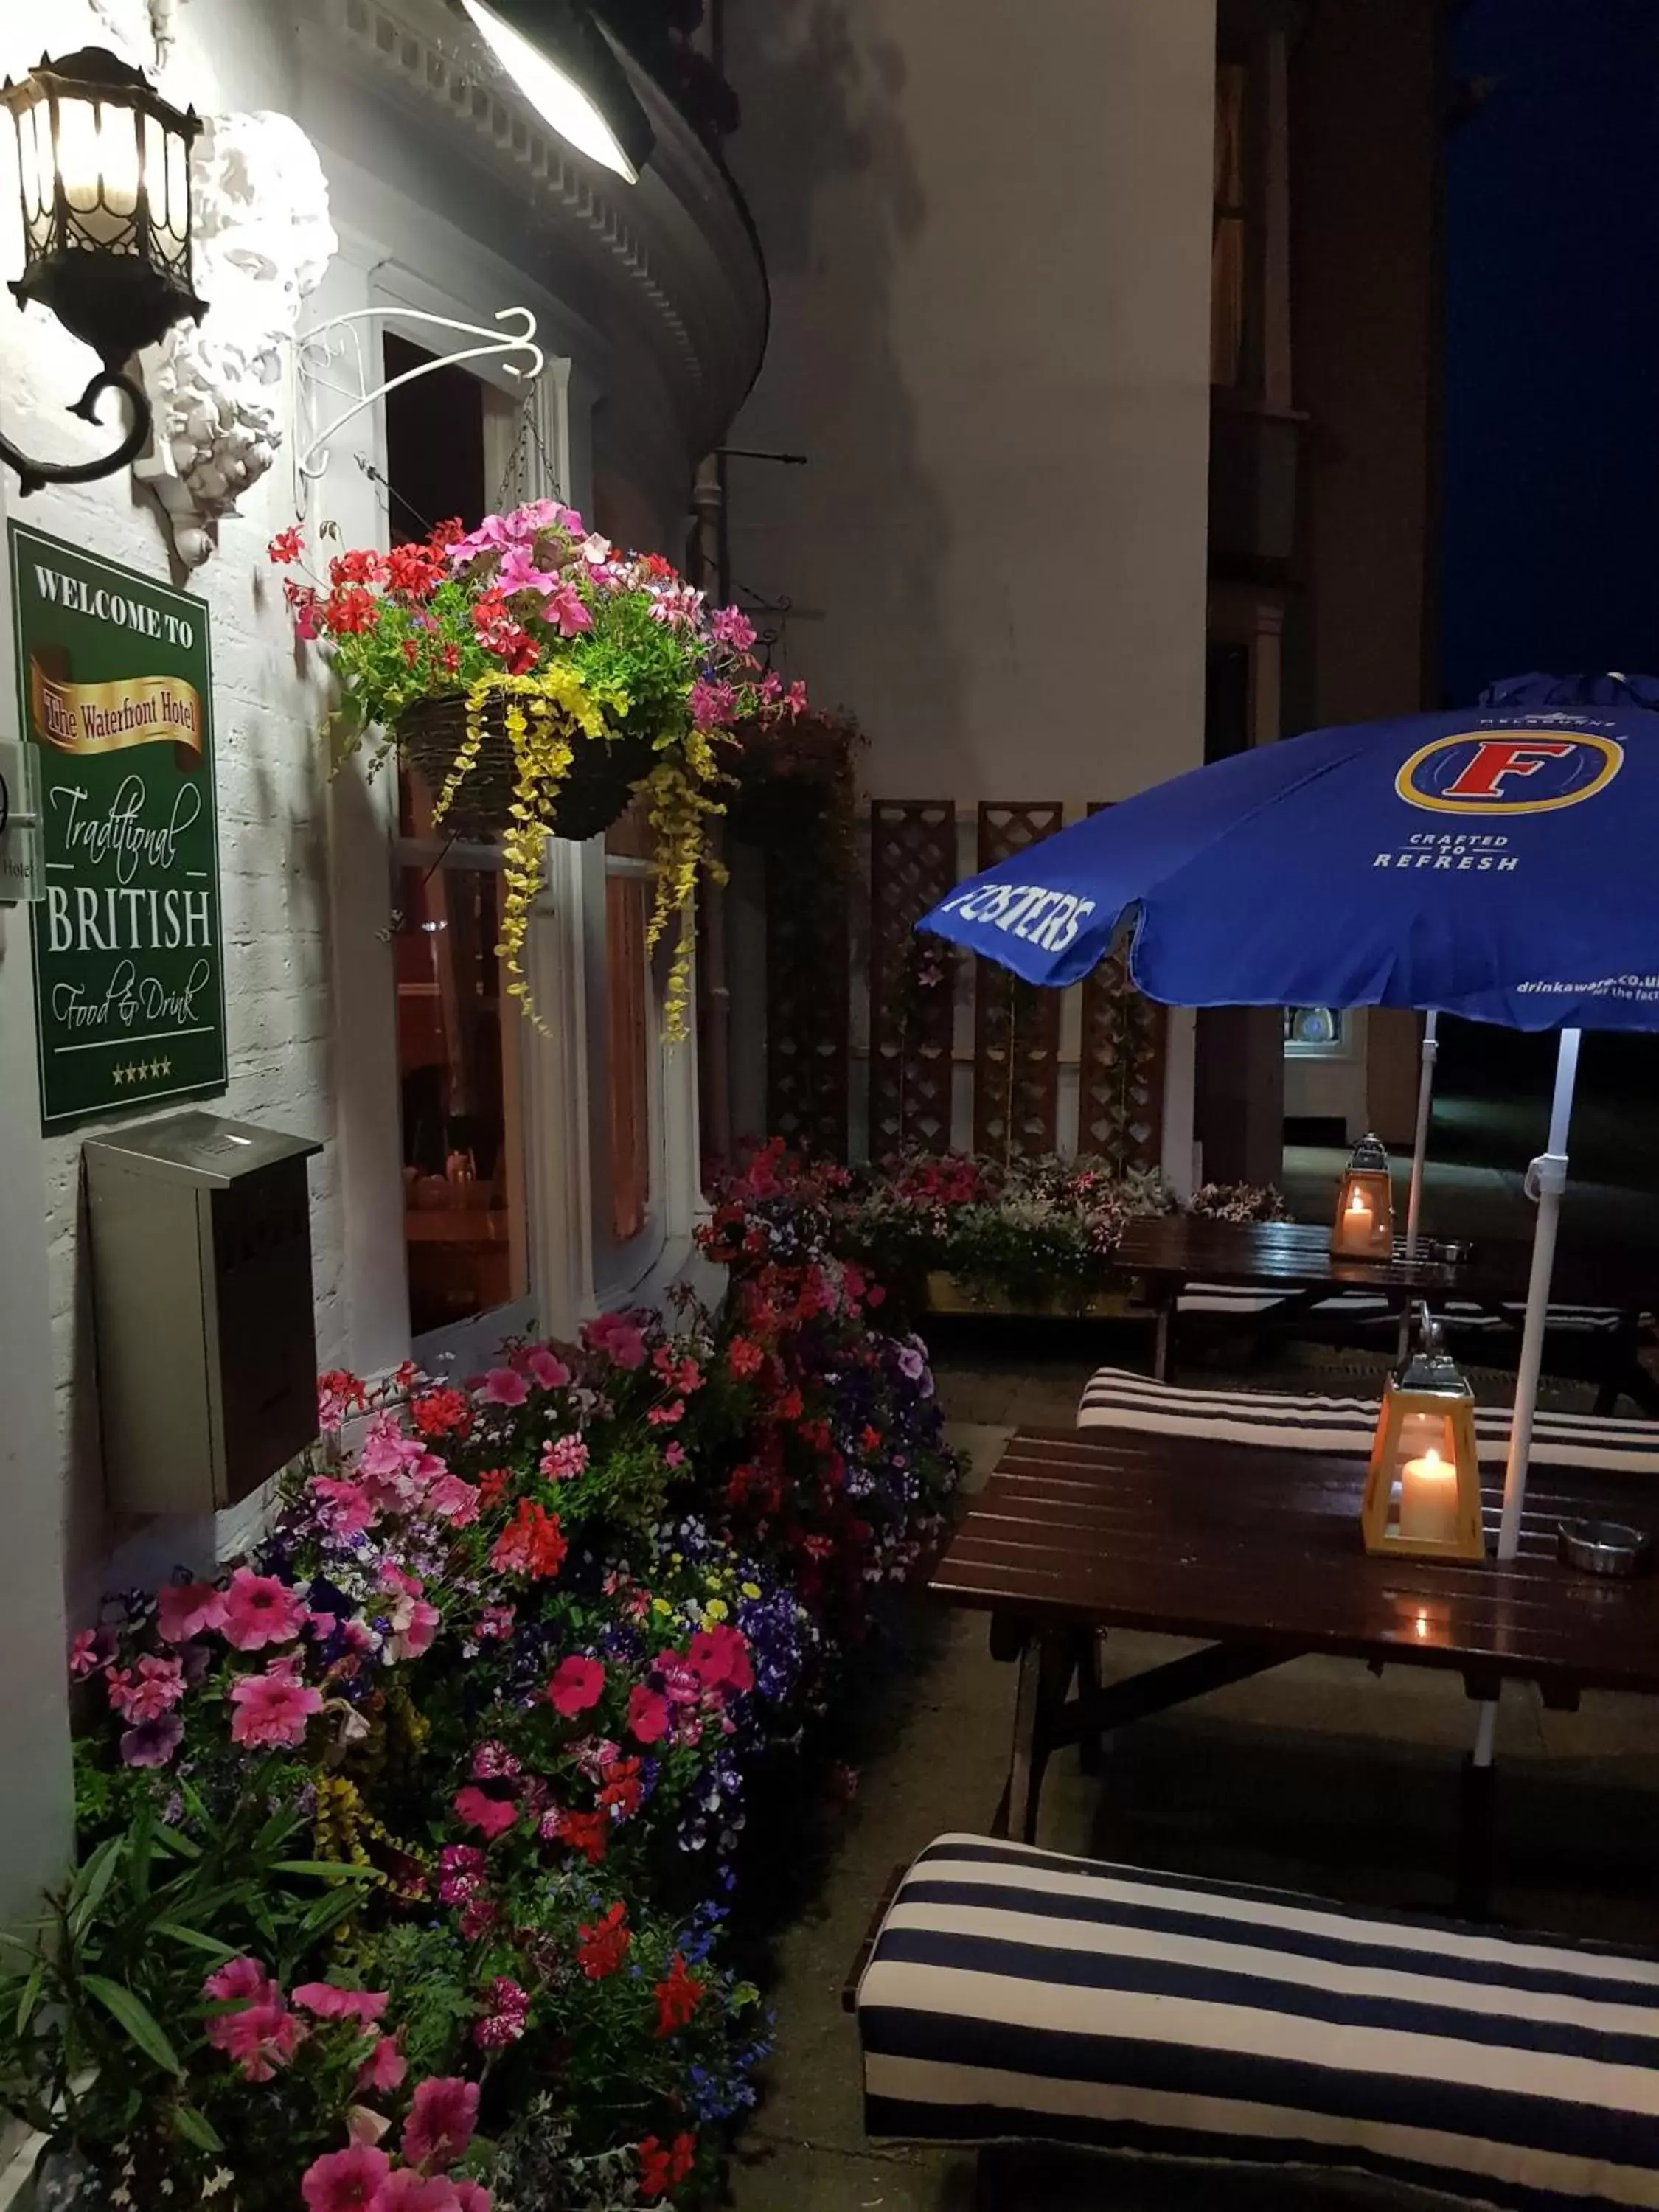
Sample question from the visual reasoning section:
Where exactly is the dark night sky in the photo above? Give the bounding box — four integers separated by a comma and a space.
1441, 0, 1659, 706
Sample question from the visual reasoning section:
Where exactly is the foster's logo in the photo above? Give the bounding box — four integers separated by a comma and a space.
1396, 731, 1622, 815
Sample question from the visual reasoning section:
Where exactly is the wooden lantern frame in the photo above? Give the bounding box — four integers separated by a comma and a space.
1331, 1132, 1395, 1260
1360, 1310, 1485, 1562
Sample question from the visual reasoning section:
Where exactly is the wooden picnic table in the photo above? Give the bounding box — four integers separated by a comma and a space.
1110, 1214, 1659, 1408
933, 1427, 1659, 1913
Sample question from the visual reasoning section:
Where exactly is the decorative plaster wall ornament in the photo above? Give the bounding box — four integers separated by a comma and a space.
134, 110, 336, 567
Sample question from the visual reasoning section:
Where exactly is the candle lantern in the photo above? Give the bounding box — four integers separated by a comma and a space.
1360, 1306, 1485, 1561
1331, 1132, 1395, 1259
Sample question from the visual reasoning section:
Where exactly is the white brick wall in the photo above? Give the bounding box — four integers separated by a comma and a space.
0, 8, 349, 1612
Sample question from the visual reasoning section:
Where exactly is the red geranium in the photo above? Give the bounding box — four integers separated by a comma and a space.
321, 585, 378, 636
490, 1500, 567, 1579
386, 541, 445, 597
411, 1387, 471, 1440
652, 1954, 703, 2038
636, 2133, 695, 2199
575, 1902, 630, 1980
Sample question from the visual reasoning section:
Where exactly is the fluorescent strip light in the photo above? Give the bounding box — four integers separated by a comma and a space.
459, 0, 640, 181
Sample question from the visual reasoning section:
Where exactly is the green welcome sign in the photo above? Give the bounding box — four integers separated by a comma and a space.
8, 522, 227, 1132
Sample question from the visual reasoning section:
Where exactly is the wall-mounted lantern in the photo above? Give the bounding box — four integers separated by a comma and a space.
1, 46, 204, 494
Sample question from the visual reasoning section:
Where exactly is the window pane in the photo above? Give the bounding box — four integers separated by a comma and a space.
1284, 1006, 1344, 1049
397, 863, 528, 1338
606, 872, 652, 1244
1212, 63, 1248, 387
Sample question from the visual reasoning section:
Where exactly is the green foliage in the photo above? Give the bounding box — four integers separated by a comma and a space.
0, 1784, 372, 2185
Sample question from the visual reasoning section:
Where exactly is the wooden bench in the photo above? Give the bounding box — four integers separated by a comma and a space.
857, 1833, 1659, 2210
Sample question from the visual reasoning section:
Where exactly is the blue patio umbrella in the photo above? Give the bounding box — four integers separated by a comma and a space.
918, 672, 1659, 1571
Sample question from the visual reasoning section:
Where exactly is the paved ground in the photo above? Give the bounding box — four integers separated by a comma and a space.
728, 1318, 1659, 2211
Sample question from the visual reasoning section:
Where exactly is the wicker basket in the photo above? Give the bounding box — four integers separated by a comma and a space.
396, 694, 653, 844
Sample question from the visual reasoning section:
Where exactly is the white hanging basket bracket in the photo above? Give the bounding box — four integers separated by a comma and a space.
293, 306, 544, 489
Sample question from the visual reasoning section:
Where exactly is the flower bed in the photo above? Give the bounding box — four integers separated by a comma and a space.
712, 1144, 1287, 1319
4, 1247, 959, 2208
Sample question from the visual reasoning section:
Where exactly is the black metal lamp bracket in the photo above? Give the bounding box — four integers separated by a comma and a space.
0, 366, 151, 496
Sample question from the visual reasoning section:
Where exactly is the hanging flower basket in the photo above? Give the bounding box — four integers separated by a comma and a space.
724, 708, 858, 850
396, 692, 652, 845
270, 508, 813, 1040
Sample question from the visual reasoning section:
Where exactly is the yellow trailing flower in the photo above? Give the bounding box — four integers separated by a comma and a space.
422, 671, 729, 1043
645, 731, 728, 1044
432, 669, 611, 1031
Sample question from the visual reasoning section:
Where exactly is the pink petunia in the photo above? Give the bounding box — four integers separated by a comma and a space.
221, 1568, 308, 1652
311, 1475, 380, 1537
544, 581, 593, 637
369, 2174, 460, 2212
582, 1312, 647, 1371
380, 1568, 441, 1662
452, 2186, 493, 2212
156, 1581, 228, 1644
122, 1713, 184, 1767
204, 1955, 276, 2007
229, 1667, 324, 1750
547, 1655, 605, 1718
688, 1624, 755, 1697
358, 2034, 408, 2094
526, 1346, 571, 1391
627, 1685, 669, 1745
293, 1983, 389, 2024
425, 1474, 481, 1527
347, 2107, 392, 2146
403, 2075, 479, 2170
452, 1787, 516, 1840
217, 2000, 307, 2081
480, 1366, 528, 1408
301, 2143, 390, 2212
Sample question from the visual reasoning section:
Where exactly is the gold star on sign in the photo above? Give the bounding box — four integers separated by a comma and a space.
113, 1064, 126, 1086
159, 1057, 171, 1077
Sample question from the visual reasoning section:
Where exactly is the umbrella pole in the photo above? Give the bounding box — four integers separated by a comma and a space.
1470, 1029, 1582, 1796
1495, 1027, 1582, 1563
1397, 1012, 1441, 1362
1404, 1012, 1439, 1256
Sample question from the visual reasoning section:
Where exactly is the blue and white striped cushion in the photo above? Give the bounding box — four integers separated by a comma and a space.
1076, 1367, 1659, 1473
1175, 1282, 1629, 1335
859, 1834, 1659, 2209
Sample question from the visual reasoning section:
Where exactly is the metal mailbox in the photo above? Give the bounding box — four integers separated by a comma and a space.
83, 1111, 324, 1515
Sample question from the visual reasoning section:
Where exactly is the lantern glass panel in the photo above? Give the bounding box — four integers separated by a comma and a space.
19, 102, 53, 244
1332, 1166, 1394, 1257
1361, 1369, 1484, 1562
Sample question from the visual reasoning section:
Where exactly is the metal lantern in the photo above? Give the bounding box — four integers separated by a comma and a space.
1360, 1306, 1485, 1561
0, 46, 204, 494
1331, 1131, 1395, 1259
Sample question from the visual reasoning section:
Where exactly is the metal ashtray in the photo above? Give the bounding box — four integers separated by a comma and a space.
1559, 1518, 1653, 1578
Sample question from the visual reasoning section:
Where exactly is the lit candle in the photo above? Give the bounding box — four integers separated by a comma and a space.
1399, 1448, 1459, 1545
1340, 1189, 1374, 1252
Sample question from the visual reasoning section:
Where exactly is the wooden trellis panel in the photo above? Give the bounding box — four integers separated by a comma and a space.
765, 855, 850, 1159
1079, 802, 1166, 1174
869, 801, 956, 1156
973, 801, 1062, 1161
